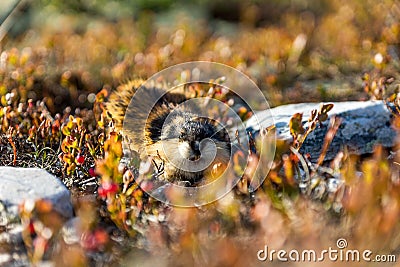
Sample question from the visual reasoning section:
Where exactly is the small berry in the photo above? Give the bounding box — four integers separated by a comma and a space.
98, 187, 106, 198
28, 221, 35, 235
81, 231, 97, 250
98, 182, 118, 198
76, 154, 85, 164
88, 168, 96, 177
94, 229, 109, 246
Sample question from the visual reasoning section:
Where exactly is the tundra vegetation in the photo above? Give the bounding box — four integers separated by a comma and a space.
1, 0, 400, 266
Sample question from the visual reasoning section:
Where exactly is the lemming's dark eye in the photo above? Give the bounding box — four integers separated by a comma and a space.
195, 133, 203, 141
179, 129, 186, 139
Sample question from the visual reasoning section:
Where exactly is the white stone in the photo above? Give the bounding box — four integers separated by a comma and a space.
246, 101, 395, 161
0, 167, 73, 218
0, 253, 12, 265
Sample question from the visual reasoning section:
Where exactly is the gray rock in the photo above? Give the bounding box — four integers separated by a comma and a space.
246, 101, 395, 161
0, 167, 73, 218
0, 224, 29, 267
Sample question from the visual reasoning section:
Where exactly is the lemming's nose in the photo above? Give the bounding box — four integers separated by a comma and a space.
189, 141, 201, 161
189, 154, 200, 161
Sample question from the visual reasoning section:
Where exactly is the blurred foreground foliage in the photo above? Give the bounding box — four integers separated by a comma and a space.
1, 0, 400, 266
2, 0, 400, 109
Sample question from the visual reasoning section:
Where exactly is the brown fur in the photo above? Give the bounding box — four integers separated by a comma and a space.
106, 79, 146, 130
106, 79, 231, 185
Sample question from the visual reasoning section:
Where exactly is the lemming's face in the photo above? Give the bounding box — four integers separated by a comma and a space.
178, 119, 218, 160
178, 118, 230, 161
147, 117, 231, 175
